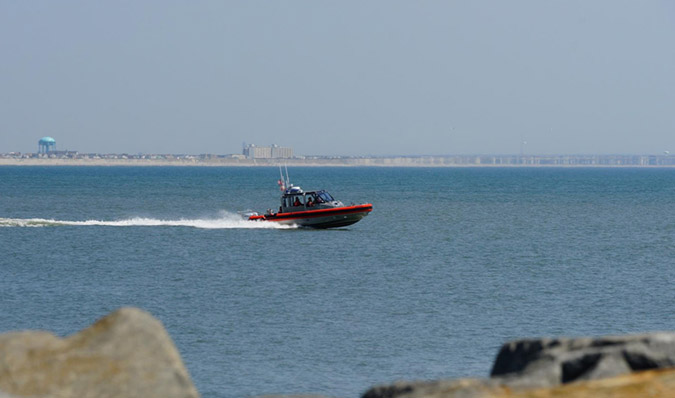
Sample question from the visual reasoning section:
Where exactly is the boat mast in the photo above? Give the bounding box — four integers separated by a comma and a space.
278, 164, 292, 191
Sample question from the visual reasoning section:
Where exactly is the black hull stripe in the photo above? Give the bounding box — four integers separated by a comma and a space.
300, 219, 362, 229
266, 205, 372, 221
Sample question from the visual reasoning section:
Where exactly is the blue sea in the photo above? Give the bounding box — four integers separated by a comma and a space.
1, 166, 674, 397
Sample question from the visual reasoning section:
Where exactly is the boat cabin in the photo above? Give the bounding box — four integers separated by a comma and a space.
279, 187, 337, 213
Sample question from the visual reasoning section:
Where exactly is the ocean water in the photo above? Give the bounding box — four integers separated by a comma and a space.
1, 166, 674, 397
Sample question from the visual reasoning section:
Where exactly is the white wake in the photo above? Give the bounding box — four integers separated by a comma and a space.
0, 211, 294, 229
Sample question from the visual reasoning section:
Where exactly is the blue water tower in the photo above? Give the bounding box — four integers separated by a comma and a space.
38, 137, 56, 154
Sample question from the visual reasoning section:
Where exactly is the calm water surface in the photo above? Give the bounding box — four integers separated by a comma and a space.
1, 166, 674, 397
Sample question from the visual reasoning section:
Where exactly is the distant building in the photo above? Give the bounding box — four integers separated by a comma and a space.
49, 150, 79, 157
271, 144, 293, 159
38, 137, 56, 153
243, 144, 294, 159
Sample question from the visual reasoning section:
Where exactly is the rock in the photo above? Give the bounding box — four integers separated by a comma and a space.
0, 307, 199, 398
253, 396, 334, 398
490, 332, 675, 388
361, 368, 675, 397
362, 332, 675, 398
362, 379, 505, 398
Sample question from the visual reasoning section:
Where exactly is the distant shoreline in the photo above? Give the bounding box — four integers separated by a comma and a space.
2, 157, 675, 168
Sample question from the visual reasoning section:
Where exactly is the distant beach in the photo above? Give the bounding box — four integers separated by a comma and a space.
1, 154, 675, 167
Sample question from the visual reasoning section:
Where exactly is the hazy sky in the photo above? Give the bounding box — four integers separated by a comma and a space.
2, 1, 674, 156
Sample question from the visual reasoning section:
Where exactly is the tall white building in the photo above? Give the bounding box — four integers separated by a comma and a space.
243, 144, 293, 159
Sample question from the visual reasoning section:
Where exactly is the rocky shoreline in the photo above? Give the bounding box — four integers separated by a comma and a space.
363, 333, 675, 398
0, 308, 198, 398
1, 308, 673, 398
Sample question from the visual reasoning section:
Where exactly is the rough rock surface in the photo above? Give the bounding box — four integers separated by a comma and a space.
362, 332, 675, 398
362, 379, 505, 398
0, 307, 199, 398
362, 368, 675, 398
490, 332, 675, 388
253, 396, 333, 398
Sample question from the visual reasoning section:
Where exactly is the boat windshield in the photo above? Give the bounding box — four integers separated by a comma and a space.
317, 192, 334, 203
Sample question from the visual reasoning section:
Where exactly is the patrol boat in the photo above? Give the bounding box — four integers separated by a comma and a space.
247, 168, 372, 228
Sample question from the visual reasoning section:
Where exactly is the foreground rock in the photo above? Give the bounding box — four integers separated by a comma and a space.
364, 368, 675, 398
491, 332, 675, 388
0, 307, 199, 398
363, 332, 675, 398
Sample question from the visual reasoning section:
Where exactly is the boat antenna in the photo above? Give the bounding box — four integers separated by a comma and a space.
278, 165, 286, 191
284, 164, 290, 188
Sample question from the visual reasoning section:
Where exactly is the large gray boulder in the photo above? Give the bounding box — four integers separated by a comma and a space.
0, 307, 199, 398
362, 332, 675, 398
490, 332, 675, 388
